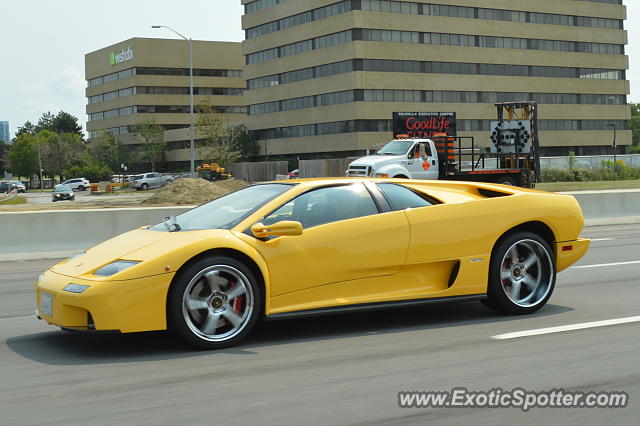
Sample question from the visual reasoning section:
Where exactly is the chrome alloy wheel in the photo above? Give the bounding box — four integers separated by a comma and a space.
499, 239, 554, 308
182, 265, 255, 342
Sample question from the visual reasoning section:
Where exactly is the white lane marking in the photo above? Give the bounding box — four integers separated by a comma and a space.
492, 316, 640, 340
573, 260, 640, 269
589, 238, 613, 242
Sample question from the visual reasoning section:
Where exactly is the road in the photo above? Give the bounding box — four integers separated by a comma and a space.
0, 224, 638, 425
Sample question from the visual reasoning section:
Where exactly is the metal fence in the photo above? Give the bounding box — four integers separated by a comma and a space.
540, 154, 640, 170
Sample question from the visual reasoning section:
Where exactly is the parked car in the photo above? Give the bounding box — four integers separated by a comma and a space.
131, 172, 169, 190
62, 178, 90, 192
7, 181, 26, 193
288, 169, 300, 179
1, 182, 15, 193
51, 184, 75, 202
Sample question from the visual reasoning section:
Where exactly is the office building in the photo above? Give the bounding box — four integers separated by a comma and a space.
0, 121, 9, 143
85, 38, 245, 170
241, 0, 630, 157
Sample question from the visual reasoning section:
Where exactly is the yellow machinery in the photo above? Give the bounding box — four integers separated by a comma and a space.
196, 163, 232, 181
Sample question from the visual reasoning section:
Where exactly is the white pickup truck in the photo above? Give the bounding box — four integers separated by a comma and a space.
347, 138, 536, 187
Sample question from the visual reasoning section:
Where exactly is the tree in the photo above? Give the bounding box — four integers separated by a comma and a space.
630, 103, 639, 147
15, 121, 36, 137
232, 124, 260, 161
51, 111, 83, 136
34, 111, 84, 137
0, 141, 8, 174
131, 119, 165, 171
36, 112, 56, 133
195, 98, 240, 167
39, 131, 87, 178
88, 132, 127, 172
64, 163, 113, 183
8, 133, 39, 178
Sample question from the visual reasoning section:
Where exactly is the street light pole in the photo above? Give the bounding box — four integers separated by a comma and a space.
152, 25, 195, 177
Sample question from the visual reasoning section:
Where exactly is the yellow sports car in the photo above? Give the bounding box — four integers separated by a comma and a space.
34, 178, 589, 349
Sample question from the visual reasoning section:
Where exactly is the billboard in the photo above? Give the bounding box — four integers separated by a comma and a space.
392, 112, 457, 138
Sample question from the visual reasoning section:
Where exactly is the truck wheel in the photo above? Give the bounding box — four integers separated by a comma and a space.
497, 176, 517, 186
483, 231, 555, 315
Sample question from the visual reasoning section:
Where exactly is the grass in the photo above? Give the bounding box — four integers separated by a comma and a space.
537, 180, 640, 192
0, 197, 27, 205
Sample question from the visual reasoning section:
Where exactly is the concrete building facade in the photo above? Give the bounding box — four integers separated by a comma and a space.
85, 38, 245, 170
241, 0, 631, 158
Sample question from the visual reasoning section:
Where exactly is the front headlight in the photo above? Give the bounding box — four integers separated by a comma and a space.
94, 260, 140, 277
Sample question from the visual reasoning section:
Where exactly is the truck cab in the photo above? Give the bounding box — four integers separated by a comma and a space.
346, 139, 439, 180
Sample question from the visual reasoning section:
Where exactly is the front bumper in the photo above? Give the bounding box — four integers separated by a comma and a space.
34, 270, 175, 333
555, 238, 590, 272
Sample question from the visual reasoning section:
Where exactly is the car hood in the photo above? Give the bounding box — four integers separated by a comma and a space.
51, 227, 238, 279
349, 155, 405, 168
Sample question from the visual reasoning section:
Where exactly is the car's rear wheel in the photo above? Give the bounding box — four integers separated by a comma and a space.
168, 256, 261, 349
77, 185, 85, 191
484, 232, 555, 315
142, 183, 149, 190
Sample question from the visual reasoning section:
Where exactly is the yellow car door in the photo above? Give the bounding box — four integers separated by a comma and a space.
246, 183, 411, 304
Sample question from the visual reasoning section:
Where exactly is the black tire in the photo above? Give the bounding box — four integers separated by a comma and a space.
483, 231, 556, 315
167, 255, 262, 349
394, 175, 409, 179
142, 183, 149, 190
77, 185, 85, 191
497, 176, 518, 186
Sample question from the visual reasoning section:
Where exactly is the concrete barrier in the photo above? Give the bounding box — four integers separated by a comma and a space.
566, 189, 640, 226
1, 189, 639, 261
0, 206, 192, 262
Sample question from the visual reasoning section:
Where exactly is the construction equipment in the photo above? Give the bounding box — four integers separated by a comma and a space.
197, 163, 232, 181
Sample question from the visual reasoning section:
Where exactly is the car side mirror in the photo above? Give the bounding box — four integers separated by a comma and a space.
251, 221, 303, 238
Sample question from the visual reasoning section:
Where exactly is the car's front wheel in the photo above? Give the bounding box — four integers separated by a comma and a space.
484, 232, 555, 315
168, 256, 261, 349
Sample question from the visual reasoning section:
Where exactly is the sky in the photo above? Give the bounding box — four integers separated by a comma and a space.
0, 0, 637, 139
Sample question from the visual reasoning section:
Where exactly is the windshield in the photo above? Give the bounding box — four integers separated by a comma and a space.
54, 185, 72, 192
149, 183, 293, 232
376, 140, 414, 156
132, 175, 144, 180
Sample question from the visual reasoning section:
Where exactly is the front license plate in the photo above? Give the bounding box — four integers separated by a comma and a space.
40, 292, 52, 317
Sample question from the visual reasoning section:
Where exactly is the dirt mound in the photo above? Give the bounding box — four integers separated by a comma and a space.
142, 178, 248, 205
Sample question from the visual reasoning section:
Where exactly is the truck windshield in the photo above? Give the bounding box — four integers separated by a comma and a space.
377, 140, 414, 156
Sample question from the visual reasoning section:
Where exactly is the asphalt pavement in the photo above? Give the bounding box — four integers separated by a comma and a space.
0, 224, 638, 425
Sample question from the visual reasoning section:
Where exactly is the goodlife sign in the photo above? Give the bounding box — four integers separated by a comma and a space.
109, 47, 134, 66
393, 112, 457, 138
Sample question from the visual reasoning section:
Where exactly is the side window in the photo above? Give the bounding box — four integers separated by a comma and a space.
263, 184, 379, 229
377, 183, 435, 210
409, 143, 432, 158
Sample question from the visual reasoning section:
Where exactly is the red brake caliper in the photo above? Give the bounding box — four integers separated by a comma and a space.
228, 281, 244, 313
